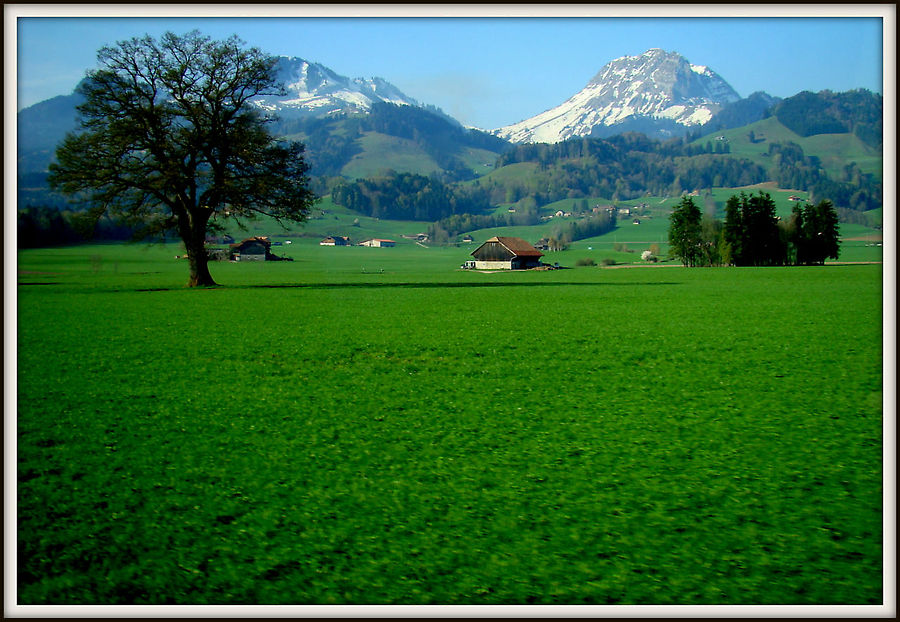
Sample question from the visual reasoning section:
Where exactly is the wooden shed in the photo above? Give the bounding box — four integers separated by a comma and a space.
470, 236, 544, 270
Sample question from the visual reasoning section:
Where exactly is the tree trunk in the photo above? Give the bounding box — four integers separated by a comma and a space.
187, 247, 217, 287
183, 209, 217, 287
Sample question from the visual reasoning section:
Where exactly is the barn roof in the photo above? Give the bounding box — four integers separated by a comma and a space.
230, 236, 271, 251
471, 236, 543, 258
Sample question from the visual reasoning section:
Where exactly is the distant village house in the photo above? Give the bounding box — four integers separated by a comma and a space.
359, 238, 396, 247
320, 236, 350, 246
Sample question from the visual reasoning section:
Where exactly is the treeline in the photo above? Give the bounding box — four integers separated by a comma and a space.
426, 209, 541, 245
774, 89, 883, 149
668, 192, 840, 267
493, 132, 769, 202
331, 171, 493, 221
427, 207, 616, 247
18, 205, 138, 248
767, 142, 881, 212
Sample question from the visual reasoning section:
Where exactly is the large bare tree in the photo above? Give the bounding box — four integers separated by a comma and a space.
49, 30, 317, 286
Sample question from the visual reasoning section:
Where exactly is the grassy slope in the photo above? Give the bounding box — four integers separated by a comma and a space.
340, 133, 443, 179
16, 243, 885, 605
471, 161, 541, 187
694, 117, 883, 179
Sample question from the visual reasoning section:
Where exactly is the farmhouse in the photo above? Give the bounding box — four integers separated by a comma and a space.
359, 238, 396, 247
469, 236, 543, 270
320, 236, 350, 246
230, 236, 291, 261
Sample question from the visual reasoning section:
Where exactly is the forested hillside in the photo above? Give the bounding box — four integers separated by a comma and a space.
330, 124, 881, 234
331, 172, 493, 221
701, 91, 782, 134
774, 89, 882, 149
275, 102, 511, 182
492, 132, 767, 201
766, 141, 881, 216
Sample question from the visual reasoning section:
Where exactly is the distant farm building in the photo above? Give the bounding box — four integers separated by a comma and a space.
320, 236, 350, 246
469, 236, 543, 270
401, 233, 429, 242
229, 237, 291, 261
359, 238, 396, 247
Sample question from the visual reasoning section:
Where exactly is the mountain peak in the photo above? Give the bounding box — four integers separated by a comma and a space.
251, 56, 419, 119
495, 48, 740, 143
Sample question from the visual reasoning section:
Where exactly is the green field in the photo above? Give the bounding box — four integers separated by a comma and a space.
16, 242, 885, 605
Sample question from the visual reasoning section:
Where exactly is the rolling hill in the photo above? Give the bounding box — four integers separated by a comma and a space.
693, 112, 882, 181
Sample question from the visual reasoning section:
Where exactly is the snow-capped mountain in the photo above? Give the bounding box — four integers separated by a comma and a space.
250, 56, 419, 119
494, 48, 741, 143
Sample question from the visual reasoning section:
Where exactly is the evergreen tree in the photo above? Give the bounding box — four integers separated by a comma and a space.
722, 194, 744, 265
668, 196, 703, 266
795, 199, 841, 264
744, 192, 782, 266
720, 191, 790, 266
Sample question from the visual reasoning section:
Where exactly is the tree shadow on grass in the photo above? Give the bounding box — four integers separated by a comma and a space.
135, 281, 681, 292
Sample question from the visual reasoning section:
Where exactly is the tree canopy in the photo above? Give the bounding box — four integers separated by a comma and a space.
48, 30, 317, 286
789, 199, 842, 265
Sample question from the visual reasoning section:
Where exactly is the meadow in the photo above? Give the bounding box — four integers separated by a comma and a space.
15, 241, 885, 606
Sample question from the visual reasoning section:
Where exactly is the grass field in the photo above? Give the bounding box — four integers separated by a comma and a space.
15, 241, 886, 606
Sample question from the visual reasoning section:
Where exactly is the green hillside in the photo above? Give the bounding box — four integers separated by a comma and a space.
271, 103, 512, 183
694, 117, 882, 180
341, 133, 443, 179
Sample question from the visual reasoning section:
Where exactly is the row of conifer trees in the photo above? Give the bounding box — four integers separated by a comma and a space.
668, 191, 841, 267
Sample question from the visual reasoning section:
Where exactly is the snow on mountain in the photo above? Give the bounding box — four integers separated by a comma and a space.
250, 56, 420, 119
493, 48, 741, 143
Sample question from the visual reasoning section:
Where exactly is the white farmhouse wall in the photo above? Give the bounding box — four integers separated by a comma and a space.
474, 260, 513, 270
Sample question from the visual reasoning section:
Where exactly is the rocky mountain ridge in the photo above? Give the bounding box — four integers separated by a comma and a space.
250, 56, 420, 119
493, 48, 742, 143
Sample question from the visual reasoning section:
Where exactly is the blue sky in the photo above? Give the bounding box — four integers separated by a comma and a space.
10, 6, 889, 130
